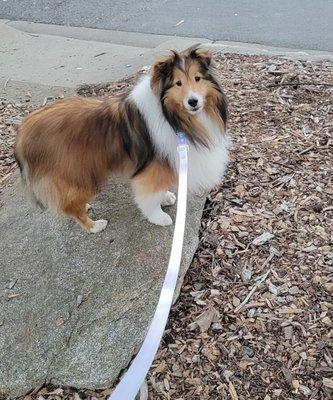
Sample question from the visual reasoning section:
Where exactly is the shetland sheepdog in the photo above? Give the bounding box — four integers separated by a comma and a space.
14, 46, 229, 233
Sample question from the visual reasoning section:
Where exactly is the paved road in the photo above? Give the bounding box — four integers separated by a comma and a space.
1, 0, 333, 51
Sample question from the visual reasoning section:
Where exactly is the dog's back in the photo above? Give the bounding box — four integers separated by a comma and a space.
13, 94, 159, 233
15, 98, 115, 211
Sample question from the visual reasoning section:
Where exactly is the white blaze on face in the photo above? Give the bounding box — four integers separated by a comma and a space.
183, 90, 204, 114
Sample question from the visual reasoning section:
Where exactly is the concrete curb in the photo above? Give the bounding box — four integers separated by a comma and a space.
4, 19, 177, 48
209, 41, 333, 62
4, 19, 333, 62
1, 19, 332, 104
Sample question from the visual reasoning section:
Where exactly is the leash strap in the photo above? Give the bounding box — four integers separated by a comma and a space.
109, 133, 188, 400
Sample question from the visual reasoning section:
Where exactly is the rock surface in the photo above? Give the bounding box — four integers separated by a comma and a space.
0, 177, 204, 397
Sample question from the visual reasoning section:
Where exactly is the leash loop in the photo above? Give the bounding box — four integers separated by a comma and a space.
109, 133, 189, 400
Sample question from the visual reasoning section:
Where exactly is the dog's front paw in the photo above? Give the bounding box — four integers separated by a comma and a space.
148, 211, 173, 226
89, 219, 108, 233
161, 191, 176, 206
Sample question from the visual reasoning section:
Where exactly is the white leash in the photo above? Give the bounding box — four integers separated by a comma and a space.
109, 133, 188, 400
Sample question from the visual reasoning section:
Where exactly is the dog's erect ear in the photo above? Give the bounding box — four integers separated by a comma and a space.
151, 52, 179, 92
189, 46, 213, 68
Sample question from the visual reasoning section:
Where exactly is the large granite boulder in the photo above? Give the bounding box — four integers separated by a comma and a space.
0, 177, 204, 397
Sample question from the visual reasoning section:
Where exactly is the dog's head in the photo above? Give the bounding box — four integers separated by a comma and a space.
151, 46, 227, 144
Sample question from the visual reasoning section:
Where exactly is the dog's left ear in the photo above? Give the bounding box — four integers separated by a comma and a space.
189, 47, 213, 68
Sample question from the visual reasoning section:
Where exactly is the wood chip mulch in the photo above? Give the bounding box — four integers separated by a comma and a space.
0, 99, 27, 205
146, 54, 333, 400
1, 53, 332, 400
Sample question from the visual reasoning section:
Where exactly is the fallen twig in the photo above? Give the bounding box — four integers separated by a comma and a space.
235, 269, 270, 313
298, 146, 315, 156
235, 251, 276, 313
228, 381, 239, 400
3, 78, 10, 89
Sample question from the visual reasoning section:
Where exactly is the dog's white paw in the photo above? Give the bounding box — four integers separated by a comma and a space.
148, 211, 173, 226
161, 191, 176, 206
86, 203, 92, 211
89, 219, 108, 233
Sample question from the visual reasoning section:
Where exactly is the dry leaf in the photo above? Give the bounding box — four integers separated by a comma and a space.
194, 307, 219, 332
323, 378, 333, 389
54, 318, 64, 327
76, 294, 83, 307
252, 232, 275, 245
153, 360, 166, 374
234, 184, 245, 197
284, 325, 293, 340
241, 265, 252, 282
8, 278, 18, 289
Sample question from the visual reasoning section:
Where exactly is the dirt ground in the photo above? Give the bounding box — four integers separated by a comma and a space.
1, 53, 332, 400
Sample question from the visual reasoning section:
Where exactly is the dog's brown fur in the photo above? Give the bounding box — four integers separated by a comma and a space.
15, 96, 174, 231
15, 46, 227, 232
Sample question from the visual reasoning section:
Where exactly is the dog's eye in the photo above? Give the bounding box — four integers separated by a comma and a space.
176, 81, 182, 87
195, 76, 201, 82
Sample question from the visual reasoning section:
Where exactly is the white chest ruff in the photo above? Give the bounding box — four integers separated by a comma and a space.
130, 76, 230, 193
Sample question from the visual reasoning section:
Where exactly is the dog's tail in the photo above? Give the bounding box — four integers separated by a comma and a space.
14, 148, 45, 209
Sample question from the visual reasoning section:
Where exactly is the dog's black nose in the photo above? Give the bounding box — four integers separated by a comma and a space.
188, 98, 198, 108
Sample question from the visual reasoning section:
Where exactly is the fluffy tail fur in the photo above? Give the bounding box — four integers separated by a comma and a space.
14, 148, 45, 209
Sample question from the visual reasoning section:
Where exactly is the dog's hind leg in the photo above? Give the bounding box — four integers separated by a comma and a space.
64, 203, 108, 233
60, 188, 108, 233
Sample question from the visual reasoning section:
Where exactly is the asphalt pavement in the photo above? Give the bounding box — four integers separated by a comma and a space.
1, 0, 333, 51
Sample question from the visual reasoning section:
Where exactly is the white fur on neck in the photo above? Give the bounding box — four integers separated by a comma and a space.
130, 75, 230, 193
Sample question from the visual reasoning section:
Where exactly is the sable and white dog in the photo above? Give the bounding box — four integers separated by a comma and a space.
15, 46, 229, 233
